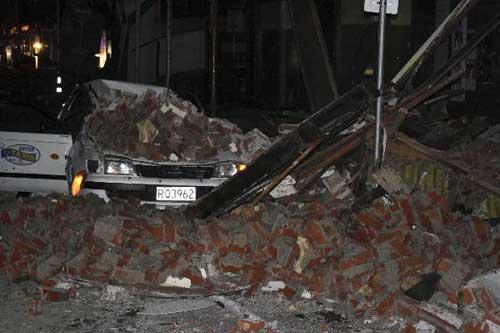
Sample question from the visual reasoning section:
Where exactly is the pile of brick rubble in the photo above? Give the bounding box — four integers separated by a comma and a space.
1, 187, 500, 331
84, 89, 271, 163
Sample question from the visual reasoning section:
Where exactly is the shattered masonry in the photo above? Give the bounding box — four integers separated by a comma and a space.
85, 88, 271, 164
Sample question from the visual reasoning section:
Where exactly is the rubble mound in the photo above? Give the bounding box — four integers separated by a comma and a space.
85, 88, 271, 163
1, 190, 500, 330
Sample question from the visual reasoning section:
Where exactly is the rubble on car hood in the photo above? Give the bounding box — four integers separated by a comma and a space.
83, 80, 271, 164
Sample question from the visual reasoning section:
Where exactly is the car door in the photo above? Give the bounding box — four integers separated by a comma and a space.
0, 103, 73, 194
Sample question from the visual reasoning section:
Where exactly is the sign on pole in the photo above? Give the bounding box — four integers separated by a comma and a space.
364, 0, 399, 15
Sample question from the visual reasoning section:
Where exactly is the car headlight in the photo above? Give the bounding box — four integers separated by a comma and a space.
71, 171, 87, 197
213, 163, 247, 178
105, 161, 137, 176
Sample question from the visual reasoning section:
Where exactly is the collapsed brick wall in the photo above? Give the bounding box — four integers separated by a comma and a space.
84, 89, 271, 163
1, 189, 500, 330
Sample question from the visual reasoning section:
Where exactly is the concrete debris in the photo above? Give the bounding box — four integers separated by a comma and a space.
160, 276, 192, 289
136, 118, 158, 144
414, 320, 437, 333
270, 176, 297, 199
261, 281, 286, 292
210, 295, 272, 332
301, 290, 312, 299
372, 167, 410, 194
100, 285, 129, 301
294, 236, 313, 274
85, 88, 271, 163
321, 167, 353, 200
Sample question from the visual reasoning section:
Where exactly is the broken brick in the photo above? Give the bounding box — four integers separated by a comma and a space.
93, 216, 124, 246
400, 198, 416, 226
237, 319, 265, 332
374, 292, 398, 316
472, 217, 489, 244
357, 212, 384, 231
305, 222, 328, 245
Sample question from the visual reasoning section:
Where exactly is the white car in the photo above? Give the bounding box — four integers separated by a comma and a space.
1, 80, 245, 207
0, 101, 72, 195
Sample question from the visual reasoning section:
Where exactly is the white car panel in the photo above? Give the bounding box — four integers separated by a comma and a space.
0, 131, 73, 193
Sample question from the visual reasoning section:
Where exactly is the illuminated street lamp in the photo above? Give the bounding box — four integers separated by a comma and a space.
33, 40, 43, 55
5, 46, 13, 65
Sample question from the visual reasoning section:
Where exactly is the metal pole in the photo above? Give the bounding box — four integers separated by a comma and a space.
210, 0, 218, 116
135, 0, 141, 83
165, 0, 172, 98
374, 0, 387, 168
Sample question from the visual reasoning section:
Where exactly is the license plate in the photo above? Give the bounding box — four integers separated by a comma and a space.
156, 187, 197, 201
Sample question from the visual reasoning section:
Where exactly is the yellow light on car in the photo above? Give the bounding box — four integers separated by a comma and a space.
237, 163, 247, 172
71, 172, 86, 197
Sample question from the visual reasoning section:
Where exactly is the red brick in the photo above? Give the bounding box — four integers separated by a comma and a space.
351, 228, 375, 244
123, 218, 148, 231
117, 253, 131, 267
463, 321, 488, 333
375, 229, 405, 244
435, 258, 453, 273
375, 292, 397, 316
416, 207, 434, 233
165, 223, 176, 243
250, 222, 269, 241
339, 251, 372, 270
130, 239, 149, 255
389, 239, 413, 257
281, 286, 296, 299
160, 250, 179, 269
15, 207, 36, 227
243, 265, 266, 296
448, 287, 477, 307
428, 191, 449, 215
29, 298, 43, 316
182, 268, 205, 285
207, 224, 226, 252
305, 222, 327, 245
111, 269, 145, 285
0, 210, 11, 225
402, 326, 417, 333
400, 198, 415, 226
399, 256, 430, 271
472, 217, 489, 244
390, 199, 400, 212
448, 292, 458, 305
463, 288, 477, 305
304, 201, 326, 220
46, 288, 70, 302
145, 271, 160, 284
357, 212, 383, 231
238, 206, 260, 222
369, 203, 393, 224
487, 238, 500, 256
149, 225, 164, 242
237, 319, 265, 332
478, 288, 495, 311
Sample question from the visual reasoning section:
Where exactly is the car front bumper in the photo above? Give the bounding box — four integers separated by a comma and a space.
81, 174, 227, 207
